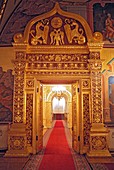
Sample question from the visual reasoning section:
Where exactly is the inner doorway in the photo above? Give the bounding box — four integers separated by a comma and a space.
43, 84, 72, 127
35, 82, 80, 154
52, 96, 66, 120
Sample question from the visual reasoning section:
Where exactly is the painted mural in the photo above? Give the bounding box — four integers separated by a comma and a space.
0, 67, 14, 122
93, 3, 114, 42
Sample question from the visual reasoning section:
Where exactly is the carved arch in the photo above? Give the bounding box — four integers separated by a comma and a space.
14, 2, 95, 45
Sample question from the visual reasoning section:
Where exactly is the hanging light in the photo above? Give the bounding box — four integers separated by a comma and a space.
52, 85, 66, 100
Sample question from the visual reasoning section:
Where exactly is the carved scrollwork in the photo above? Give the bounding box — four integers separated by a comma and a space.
26, 80, 34, 88
26, 94, 33, 145
13, 60, 26, 123
83, 94, 91, 145
89, 61, 103, 123
29, 15, 87, 46
13, 33, 24, 43
89, 62, 102, 70
26, 54, 88, 62
82, 80, 90, 89
16, 52, 25, 60
93, 32, 103, 42
90, 52, 100, 60
64, 18, 86, 44
30, 19, 49, 45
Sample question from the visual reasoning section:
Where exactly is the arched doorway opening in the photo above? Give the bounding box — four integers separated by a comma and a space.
52, 96, 67, 120
43, 84, 72, 131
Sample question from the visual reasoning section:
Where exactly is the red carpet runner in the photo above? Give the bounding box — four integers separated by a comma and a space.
38, 120, 76, 170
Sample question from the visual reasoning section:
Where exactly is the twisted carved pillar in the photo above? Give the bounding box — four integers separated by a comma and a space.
87, 50, 111, 157
5, 52, 28, 157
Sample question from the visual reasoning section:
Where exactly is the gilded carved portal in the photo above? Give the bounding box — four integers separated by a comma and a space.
6, 3, 111, 157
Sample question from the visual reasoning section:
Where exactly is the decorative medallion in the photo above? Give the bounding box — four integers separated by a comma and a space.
51, 17, 62, 28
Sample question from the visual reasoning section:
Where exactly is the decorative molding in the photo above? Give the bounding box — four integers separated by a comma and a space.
13, 60, 26, 123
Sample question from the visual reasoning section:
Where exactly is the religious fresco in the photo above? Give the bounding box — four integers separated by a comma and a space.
0, 0, 56, 45
0, 67, 14, 122
93, 3, 114, 42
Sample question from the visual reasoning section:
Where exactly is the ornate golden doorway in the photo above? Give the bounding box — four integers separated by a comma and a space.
6, 3, 111, 157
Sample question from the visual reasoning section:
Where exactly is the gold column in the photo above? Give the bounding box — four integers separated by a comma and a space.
5, 52, 28, 157
87, 43, 111, 157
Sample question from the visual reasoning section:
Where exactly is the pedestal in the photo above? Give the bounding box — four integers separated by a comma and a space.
5, 123, 29, 157
87, 124, 111, 157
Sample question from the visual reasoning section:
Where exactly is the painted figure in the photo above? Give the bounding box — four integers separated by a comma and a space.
105, 13, 114, 40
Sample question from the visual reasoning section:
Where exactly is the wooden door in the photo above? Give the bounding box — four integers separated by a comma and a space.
35, 80, 43, 152
72, 82, 80, 153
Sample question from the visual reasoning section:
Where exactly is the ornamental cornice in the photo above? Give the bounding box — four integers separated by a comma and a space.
25, 70, 90, 77
87, 42, 104, 51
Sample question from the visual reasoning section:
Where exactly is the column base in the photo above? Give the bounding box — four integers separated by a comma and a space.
87, 150, 111, 157
5, 149, 29, 157
88, 123, 111, 157
5, 123, 29, 157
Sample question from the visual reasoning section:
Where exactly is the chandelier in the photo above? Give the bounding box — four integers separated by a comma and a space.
52, 85, 66, 100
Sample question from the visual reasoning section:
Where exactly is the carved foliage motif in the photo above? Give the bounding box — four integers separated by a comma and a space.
10, 136, 25, 150
26, 53, 88, 70
13, 52, 26, 123
26, 80, 34, 88
90, 60, 102, 123
16, 52, 26, 60
90, 52, 100, 60
82, 80, 90, 89
26, 53, 88, 62
92, 71, 102, 123
29, 16, 86, 45
89, 62, 102, 70
83, 94, 90, 145
26, 94, 33, 145
91, 136, 107, 150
